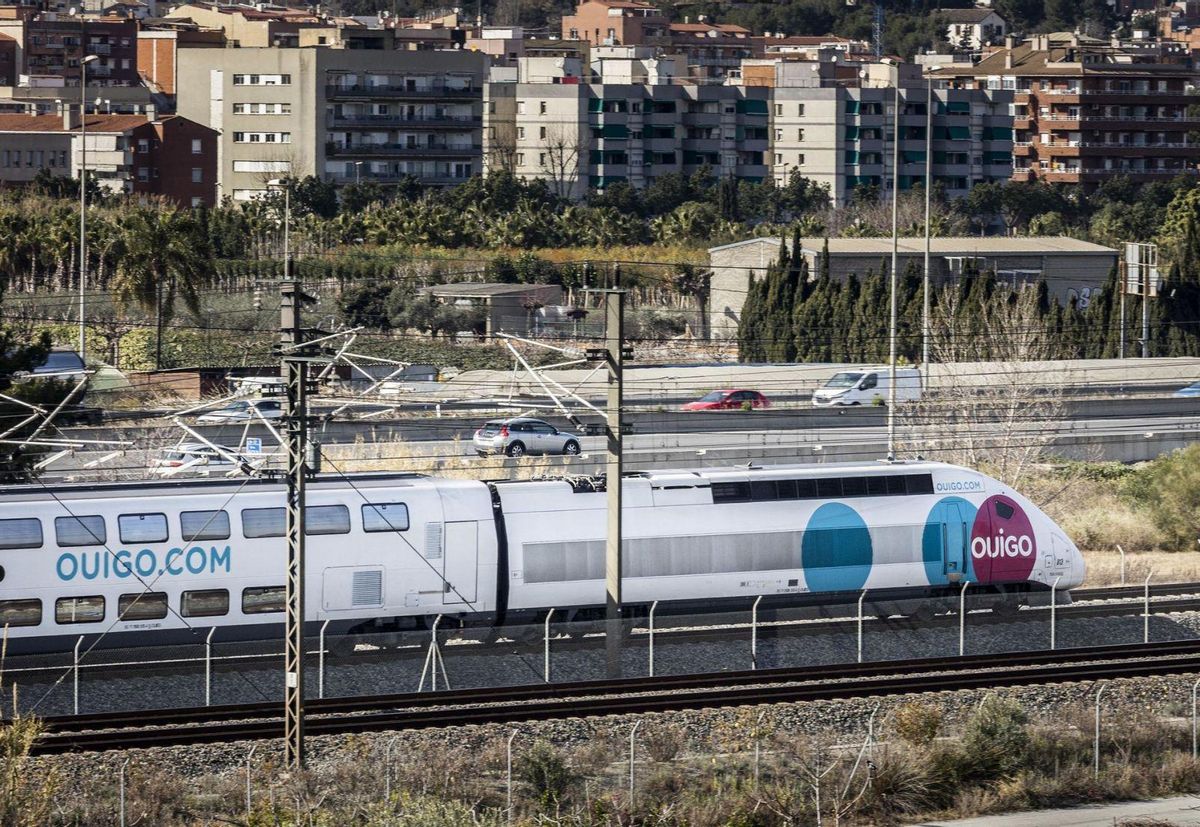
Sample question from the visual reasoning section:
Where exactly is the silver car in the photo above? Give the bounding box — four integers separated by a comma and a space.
473, 417, 581, 457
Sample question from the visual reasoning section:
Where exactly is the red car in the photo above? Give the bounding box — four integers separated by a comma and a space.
682, 389, 772, 411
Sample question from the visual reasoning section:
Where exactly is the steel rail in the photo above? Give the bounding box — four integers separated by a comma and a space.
32, 638, 1200, 754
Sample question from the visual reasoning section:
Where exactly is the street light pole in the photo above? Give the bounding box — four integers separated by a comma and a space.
78, 54, 98, 365
887, 64, 900, 461
923, 68, 939, 372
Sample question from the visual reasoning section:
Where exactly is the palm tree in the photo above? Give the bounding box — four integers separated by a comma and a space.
111, 200, 213, 369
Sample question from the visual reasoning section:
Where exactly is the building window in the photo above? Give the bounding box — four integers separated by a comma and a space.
797, 104, 805, 116
797, 129, 805, 141
539, 152, 546, 165
773, 103, 782, 116
798, 153, 805, 165
191, 138, 202, 154
516, 101, 526, 115
192, 197, 204, 207
516, 153, 525, 165
774, 152, 783, 164
773, 129, 782, 141
137, 167, 149, 181
569, 28, 578, 39
137, 139, 149, 153
539, 100, 547, 114
191, 168, 202, 183
517, 127, 525, 139
539, 126, 546, 139
488, 100, 496, 114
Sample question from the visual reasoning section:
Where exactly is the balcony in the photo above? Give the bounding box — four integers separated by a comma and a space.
326, 142, 481, 158
326, 114, 481, 129
325, 84, 479, 100
326, 172, 474, 185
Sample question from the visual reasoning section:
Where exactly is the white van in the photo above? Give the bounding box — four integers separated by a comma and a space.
812, 367, 921, 407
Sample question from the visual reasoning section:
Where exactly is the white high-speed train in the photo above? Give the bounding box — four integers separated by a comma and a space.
0, 460, 1085, 653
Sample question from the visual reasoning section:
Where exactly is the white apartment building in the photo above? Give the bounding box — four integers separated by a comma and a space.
175, 46, 486, 199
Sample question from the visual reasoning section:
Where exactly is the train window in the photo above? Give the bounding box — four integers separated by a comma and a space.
0, 598, 41, 627
866, 476, 889, 497
841, 477, 868, 497
242, 585, 285, 614
118, 513, 168, 544
994, 500, 1015, 519
362, 503, 410, 533
816, 478, 842, 498
794, 478, 818, 498
181, 589, 229, 618
0, 518, 42, 549
775, 479, 798, 500
180, 510, 231, 542
885, 475, 907, 496
711, 482, 751, 503
118, 592, 168, 621
54, 515, 106, 547
306, 505, 350, 536
241, 508, 285, 538
750, 480, 778, 501
55, 595, 104, 624
905, 474, 934, 495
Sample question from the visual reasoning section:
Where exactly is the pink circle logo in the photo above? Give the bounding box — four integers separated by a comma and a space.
969, 494, 1037, 584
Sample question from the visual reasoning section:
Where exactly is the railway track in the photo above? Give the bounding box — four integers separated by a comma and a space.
31, 638, 1200, 755
8, 582, 1200, 683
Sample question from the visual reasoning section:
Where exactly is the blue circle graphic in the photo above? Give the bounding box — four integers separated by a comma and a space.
921, 496, 980, 585
802, 502, 872, 593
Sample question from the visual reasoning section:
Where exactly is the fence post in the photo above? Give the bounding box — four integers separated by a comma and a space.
1193, 678, 1200, 760
118, 757, 130, 827
245, 745, 256, 822
1094, 682, 1108, 778
857, 589, 867, 664
506, 729, 518, 826
629, 720, 642, 811
1143, 571, 1153, 644
384, 736, 397, 801
72, 635, 83, 715
204, 627, 215, 707
543, 609, 555, 683
648, 600, 658, 678
751, 595, 763, 670
1050, 576, 1061, 651
1117, 544, 1126, 586
754, 709, 766, 789
318, 619, 330, 700
959, 581, 970, 657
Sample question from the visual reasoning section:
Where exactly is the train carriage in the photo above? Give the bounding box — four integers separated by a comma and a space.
0, 461, 1084, 653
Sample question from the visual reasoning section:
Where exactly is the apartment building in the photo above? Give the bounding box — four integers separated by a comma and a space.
485, 52, 770, 200
932, 33, 1200, 186
770, 62, 1014, 205
0, 110, 217, 204
0, 11, 139, 86
562, 0, 667, 46
175, 46, 486, 198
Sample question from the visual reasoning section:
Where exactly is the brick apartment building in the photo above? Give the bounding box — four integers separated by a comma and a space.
562, 0, 667, 46
0, 10, 139, 86
932, 32, 1200, 185
0, 111, 217, 204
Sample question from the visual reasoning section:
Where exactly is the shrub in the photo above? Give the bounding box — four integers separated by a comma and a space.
962, 696, 1030, 779
892, 702, 943, 747
517, 741, 576, 810
643, 723, 685, 763
1124, 444, 1200, 548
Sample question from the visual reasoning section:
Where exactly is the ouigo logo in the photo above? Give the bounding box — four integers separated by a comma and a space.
968, 495, 1037, 583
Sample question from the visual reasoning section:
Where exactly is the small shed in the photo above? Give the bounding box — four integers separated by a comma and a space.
419, 282, 564, 336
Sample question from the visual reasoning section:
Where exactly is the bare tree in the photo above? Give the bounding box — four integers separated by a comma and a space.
899, 284, 1073, 488
485, 120, 518, 175
538, 124, 585, 200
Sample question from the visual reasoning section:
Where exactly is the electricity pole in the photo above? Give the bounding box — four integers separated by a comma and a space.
585, 285, 628, 679
280, 275, 315, 769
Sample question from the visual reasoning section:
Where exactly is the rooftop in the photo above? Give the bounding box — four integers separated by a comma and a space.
0, 113, 153, 132
939, 8, 1000, 23
709, 236, 1119, 256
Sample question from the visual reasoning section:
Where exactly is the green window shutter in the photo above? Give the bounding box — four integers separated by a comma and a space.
589, 150, 603, 164
903, 150, 926, 163
984, 127, 1013, 141
950, 126, 970, 140
845, 126, 860, 140
947, 101, 970, 114
845, 100, 860, 114
587, 98, 603, 113
844, 150, 859, 164
601, 124, 628, 139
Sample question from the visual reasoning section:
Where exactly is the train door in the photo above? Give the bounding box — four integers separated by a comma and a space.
943, 503, 968, 580
442, 521, 478, 605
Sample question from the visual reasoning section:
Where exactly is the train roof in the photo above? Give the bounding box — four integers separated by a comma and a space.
0, 471, 437, 501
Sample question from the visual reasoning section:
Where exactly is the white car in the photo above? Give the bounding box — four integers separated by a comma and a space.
196, 399, 283, 423
151, 443, 251, 476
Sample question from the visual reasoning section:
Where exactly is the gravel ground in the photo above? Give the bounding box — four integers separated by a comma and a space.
6, 602, 1199, 718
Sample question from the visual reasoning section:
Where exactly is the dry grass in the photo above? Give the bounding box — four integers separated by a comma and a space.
1081, 548, 1200, 588
322, 436, 582, 480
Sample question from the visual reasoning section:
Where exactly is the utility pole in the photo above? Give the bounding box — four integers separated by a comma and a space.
585, 284, 628, 679
279, 275, 315, 769
1124, 242, 1158, 359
